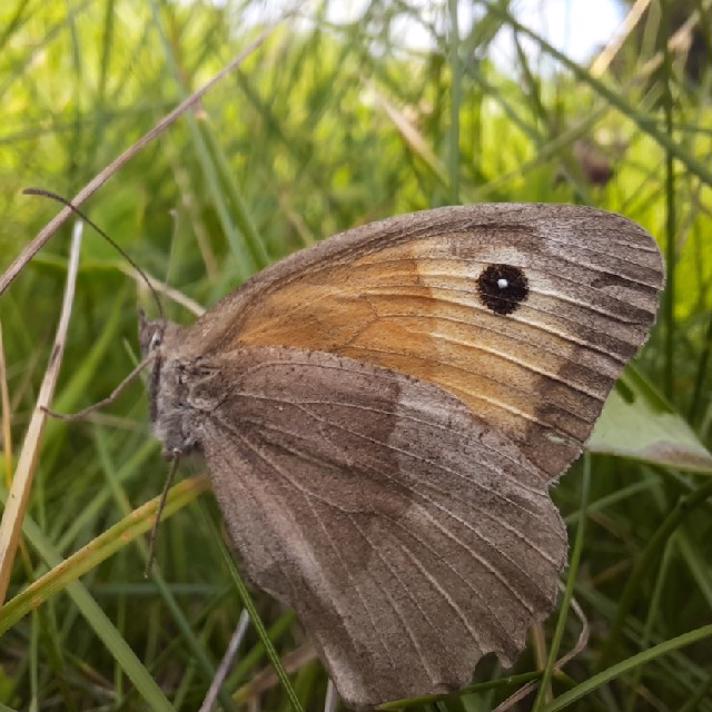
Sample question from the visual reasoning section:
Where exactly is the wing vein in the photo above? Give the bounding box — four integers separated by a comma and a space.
228, 426, 399, 670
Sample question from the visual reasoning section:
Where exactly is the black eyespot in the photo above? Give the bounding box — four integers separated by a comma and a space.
476, 264, 528, 315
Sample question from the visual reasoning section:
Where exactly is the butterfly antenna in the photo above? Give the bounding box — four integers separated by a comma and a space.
144, 454, 180, 578
23, 187, 165, 322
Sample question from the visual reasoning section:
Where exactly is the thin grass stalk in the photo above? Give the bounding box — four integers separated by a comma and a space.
147, 0, 256, 279
323, 679, 339, 712
532, 456, 591, 711
378, 672, 541, 710
448, 0, 461, 203
590, 0, 653, 78
232, 645, 320, 705
29, 609, 38, 707
678, 670, 712, 712
598, 475, 712, 669
544, 622, 712, 712
0, 322, 13, 487
226, 610, 297, 689
688, 305, 712, 424
198, 115, 271, 270
623, 535, 674, 712
198, 610, 250, 712
204, 509, 305, 712
0, 222, 83, 604
661, 0, 676, 398
676, 529, 712, 607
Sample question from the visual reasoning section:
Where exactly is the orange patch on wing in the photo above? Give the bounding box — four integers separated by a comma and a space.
236, 242, 555, 457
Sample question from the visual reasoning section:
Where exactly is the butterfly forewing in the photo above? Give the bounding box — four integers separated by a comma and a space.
183, 205, 663, 478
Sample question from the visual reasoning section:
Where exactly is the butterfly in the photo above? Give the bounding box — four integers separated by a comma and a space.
139, 204, 663, 709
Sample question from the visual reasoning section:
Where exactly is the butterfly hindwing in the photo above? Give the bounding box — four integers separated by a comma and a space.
193, 346, 567, 708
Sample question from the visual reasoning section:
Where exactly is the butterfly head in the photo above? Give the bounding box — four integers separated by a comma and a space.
138, 309, 167, 358
138, 312, 200, 459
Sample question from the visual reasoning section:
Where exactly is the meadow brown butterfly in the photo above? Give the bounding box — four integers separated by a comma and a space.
139, 204, 663, 708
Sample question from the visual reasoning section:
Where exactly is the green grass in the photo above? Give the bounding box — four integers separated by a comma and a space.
1, 1, 712, 710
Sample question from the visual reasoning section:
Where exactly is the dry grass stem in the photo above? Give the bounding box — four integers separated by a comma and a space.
0, 323, 14, 488
118, 264, 205, 317
492, 597, 590, 712
0, 222, 84, 604
198, 610, 251, 712
590, 0, 652, 77
234, 643, 318, 703
323, 680, 339, 712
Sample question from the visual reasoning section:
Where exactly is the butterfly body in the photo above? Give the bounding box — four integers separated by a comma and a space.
141, 204, 663, 708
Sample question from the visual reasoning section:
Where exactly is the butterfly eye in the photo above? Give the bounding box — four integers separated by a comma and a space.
149, 331, 162, 350
476, 263, 528, 315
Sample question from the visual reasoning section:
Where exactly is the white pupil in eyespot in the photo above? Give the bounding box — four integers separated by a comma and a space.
497, 278, 509, 289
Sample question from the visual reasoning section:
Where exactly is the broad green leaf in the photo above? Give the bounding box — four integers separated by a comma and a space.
588, 366, 712, 474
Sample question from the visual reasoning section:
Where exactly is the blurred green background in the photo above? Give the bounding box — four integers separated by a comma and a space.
0, 1, 711, 710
